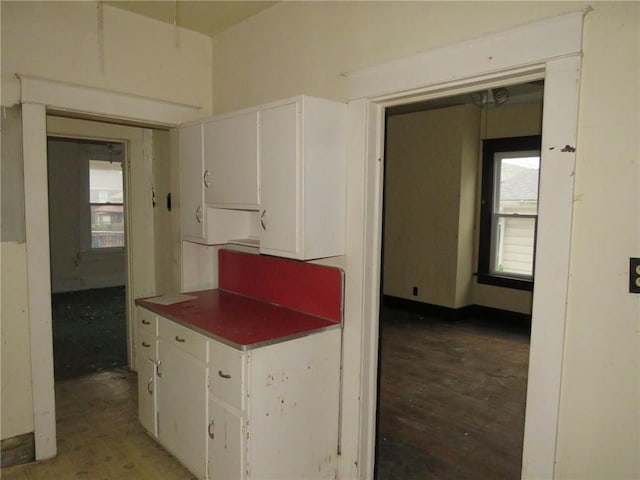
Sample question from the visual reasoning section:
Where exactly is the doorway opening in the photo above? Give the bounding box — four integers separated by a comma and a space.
375, 79, 543, 479
47, 137, 128, 381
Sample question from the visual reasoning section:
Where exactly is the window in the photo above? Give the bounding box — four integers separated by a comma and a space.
478, 135, 541, 290
89, 159, 124, 249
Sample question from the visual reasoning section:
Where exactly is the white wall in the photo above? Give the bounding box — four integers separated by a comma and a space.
0, 0, 211, 442
210, 2, 639, 478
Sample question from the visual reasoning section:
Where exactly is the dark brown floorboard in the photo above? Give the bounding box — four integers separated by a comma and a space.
51, 286, 127, 381
376, 306, 530, 480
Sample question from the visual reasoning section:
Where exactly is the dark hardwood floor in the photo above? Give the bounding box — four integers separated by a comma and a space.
376, 304, 530, 480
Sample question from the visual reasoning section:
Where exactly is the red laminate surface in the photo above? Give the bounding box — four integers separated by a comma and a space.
136, 289, 339, 350
218, 249, 343, 322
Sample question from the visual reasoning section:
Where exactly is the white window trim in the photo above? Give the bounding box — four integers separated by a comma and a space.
342, 8, 588, 480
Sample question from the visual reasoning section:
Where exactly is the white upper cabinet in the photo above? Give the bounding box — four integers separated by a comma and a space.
181, 121, 257, 246
203, 109, 259, 210
258, 96, 347, 260
180, 122, 206, 243
180, 95, 346, 257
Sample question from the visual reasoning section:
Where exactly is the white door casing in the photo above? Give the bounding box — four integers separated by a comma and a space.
342, 9, 588, 480
20, 75, 201, 460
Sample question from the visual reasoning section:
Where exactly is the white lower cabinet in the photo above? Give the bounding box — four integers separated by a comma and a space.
136, 308, 157, 437
208, 329, 341, 480
157, 320, 209, 480
137, 307, 340, 480
208, 398, 244, 480
137, 354, 157, 436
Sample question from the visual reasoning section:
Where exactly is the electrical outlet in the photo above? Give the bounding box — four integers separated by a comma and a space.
630, 258, 640, 293
412, 286, 418, 296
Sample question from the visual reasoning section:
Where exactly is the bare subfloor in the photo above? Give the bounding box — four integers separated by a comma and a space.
2, 368, 196, 480
376, 305, 530, 480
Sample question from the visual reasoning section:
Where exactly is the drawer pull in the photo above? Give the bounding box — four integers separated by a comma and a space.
142, 341, 151, 348
218, 370, 231, 379
142, 319, 151, 325
175, 336, 186, 343
147, 378, 153, 395
208, 420, 215, 439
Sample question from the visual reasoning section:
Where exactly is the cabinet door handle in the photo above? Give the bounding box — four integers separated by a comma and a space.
203, 169, 212, 188
218, 370, 231, 379
156, 360, 162, 377
142, 319, 150, 325
175, 335, 186, 343
260, 209, 267, 230
147, 378, 153, 395
142, 341, 151, 348
208, 420, 215, 439
195, 206, 203, 224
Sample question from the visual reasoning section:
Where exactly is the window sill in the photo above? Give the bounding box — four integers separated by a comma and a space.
477, 273, 533, 291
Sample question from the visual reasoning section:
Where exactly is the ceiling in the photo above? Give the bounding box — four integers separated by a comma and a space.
106, 1, 279, 37
387, 81, 544, 117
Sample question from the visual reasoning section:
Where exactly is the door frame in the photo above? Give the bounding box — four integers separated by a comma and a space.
20, 74, 201, 460
341, 9, 588, 480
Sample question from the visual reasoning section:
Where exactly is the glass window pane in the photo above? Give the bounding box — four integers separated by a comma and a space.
90, 160, 123, 204
495, 153, 540, 215
492, 216, 536, 277
91, 205, 125, 248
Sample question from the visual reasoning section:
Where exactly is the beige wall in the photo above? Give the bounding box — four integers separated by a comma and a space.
211, 2, 639, 478
383, 101, 542, 313
383, 104, 479, 309
0, 1, 210, 441
1, 1, 212, 111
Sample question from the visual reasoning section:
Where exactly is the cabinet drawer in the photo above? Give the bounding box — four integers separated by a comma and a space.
210, 340, 245, 410
137, 308, 157, 335
158, 317, 208, 362
137, 330, 157, 360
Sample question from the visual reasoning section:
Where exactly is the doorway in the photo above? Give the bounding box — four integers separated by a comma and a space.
375, 82, 542, 478
47, 137, 128, 381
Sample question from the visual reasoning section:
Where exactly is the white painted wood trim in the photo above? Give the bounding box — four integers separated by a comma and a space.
20, 76, 201, 461
22, 102, 57, 460
18, 74, 202, 126
346, 9, 587, 480
345, 9, 588, 101
522, 55, 582, 480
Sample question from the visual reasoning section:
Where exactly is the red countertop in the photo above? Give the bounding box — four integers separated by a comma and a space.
136, 289, 340, 350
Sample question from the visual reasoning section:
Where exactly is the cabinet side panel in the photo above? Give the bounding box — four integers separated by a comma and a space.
248, 329, 341, 479
180, 124, 205, 242
303, 97, 347, 259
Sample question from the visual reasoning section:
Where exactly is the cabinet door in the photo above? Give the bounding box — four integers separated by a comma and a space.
259, 101, 300, 255
157, 338, 208, 480
137, 355, 157, 437
181, 123, 205, 242
208, 398, 243, 480
204, 111, 259, 209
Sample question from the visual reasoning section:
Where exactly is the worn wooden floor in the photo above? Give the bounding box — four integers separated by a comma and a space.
3, 307, 528, 480
2, 368, 196, 480
376, 306, 530, 480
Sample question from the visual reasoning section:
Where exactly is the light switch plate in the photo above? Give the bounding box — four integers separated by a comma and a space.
629, 258, 640, 293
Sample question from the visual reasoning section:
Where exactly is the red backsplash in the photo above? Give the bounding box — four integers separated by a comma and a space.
218, 249, 343, 323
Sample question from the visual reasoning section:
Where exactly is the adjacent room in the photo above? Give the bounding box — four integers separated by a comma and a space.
376, 81, 542, 479
47, 137, 128, 381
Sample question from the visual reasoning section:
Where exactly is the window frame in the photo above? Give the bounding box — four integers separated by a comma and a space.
75, 143, 126, 254
478, 135, 542, 291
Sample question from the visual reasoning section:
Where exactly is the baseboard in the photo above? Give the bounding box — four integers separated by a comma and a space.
382, 295, 531, 323
1, 432, 35, 468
